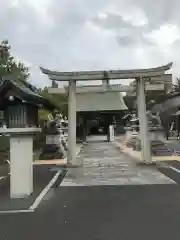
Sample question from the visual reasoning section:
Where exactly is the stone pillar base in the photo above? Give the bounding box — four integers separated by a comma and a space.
10, 136, 33, 198
0, 128, 41, 199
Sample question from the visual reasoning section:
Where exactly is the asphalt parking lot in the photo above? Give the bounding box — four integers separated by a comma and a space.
0, 160, 180, 239
1, 137, 180, 240
0, 182, 180, 240
0, 165, 63, 211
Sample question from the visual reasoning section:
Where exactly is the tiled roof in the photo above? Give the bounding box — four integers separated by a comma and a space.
76, 92, 127, 112
0, 79, 56, 110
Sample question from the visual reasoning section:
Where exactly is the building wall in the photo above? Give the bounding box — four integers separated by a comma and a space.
5, 104, 27, 128
76, 110, 126, 137
4, 103, 38, 128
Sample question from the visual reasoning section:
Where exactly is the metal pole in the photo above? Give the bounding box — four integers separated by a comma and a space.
67, 80, 76, 165
136, 78, 151, 163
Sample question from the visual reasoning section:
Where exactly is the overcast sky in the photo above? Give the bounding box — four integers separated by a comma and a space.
1, 0, 180, 87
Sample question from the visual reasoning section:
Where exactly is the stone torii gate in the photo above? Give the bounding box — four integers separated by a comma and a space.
40, 62, 173, 165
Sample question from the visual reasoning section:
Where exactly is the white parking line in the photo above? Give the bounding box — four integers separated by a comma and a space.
169, 166, 180, 174
0, 145, 83, 213
0, 209, 34, 214
29, 170, 62, 210
0, 176, 5, 181
0, 172, 10, 181
0, 171, 62, 214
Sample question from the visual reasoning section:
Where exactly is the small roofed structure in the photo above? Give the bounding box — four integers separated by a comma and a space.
0, 79, 56, 128
61, 82, 127, 136
76, 88, 127, 138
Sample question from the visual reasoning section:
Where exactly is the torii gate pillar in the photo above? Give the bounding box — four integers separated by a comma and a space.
67, 79, 77, 165
136, 78, 151, 163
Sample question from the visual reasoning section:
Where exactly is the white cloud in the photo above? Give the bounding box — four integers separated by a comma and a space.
26, 0, 54, 27
147, 24, 180, 47
0, 0, 179, 88
9, 0, 20, 7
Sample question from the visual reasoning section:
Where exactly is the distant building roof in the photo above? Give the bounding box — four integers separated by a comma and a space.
0, 79, 56, 110
76, 92, 127, 112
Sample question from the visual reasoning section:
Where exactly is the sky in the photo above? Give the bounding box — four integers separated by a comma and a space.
0, 0, 180, 87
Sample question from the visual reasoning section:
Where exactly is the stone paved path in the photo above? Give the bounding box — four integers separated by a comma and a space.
61, 140, 175, 186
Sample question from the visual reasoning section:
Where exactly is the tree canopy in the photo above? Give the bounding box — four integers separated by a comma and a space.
38, 87, 68, 114
38, 87, 68, 120
0, 40, 29, 81
0, 40, 68, 120
172, 77, 180, 92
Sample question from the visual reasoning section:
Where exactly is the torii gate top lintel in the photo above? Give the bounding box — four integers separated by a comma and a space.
40, 62, 173, 81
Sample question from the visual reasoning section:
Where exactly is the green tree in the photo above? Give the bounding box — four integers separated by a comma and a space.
38, 87, 68, 120
0, 40, 29, 81
173, 77, 180, 92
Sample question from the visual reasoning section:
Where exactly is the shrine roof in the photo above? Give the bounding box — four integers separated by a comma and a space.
76, 91, 127, 112
0, 79, 56, 110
